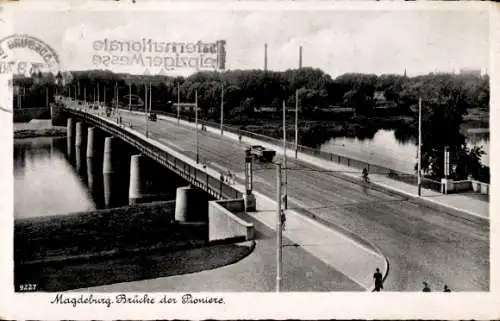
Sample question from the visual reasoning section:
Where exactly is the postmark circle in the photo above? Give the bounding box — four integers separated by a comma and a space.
0, 34, 60, 77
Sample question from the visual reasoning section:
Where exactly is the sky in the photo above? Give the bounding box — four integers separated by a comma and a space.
1, 3, 490, 78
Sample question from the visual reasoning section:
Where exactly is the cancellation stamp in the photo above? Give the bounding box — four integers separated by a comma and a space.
0, 33, 60, 77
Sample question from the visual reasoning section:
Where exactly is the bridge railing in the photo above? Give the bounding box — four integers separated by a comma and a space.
150, 110, 442, 193
65, 107, 243, 201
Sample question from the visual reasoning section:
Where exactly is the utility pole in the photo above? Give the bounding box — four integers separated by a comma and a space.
128, 82, 132, 111
220, 83, 224, 136
45, 87, 49, 107
144, 82, 148, 138
295, 89, 299, 158
195, 89, 199, 164
97, 84, 100, 103
115, 82, 118, 113
276, 162, 283, 292
177, 83, 180, 126
417, 97, 422, 197
282, 100, 288, 209
103, 85, 106, 107
84, 87, 86, 103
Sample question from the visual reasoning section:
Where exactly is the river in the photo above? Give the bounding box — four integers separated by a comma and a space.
14, 137, 97, 219
14, 136, 185, 219
319, 129, 489, 174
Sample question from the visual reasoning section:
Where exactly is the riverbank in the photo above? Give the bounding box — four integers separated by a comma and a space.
14, 128, 67, 139
14, 120, 66, 139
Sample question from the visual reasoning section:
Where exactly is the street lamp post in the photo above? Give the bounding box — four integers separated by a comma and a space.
220, 83, 224, 135
195, 89, 199, 164
128, 81, 132, 111
177, 82, 180, 126
276, 162, 283, 292
144, 81, 149, 138
295, 89, 299, 158
282, 100, 288, 210
417, 97, 422, 197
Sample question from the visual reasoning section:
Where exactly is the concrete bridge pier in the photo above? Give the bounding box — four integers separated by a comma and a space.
128, 154, 144, 205
50, 102, 66, 126
175, 186, 207, 222
86, 127, 96, 191
86, 127, 95, 158
66, 118, 73, 158
75, 122, 84, 172
103, 137, 114, 207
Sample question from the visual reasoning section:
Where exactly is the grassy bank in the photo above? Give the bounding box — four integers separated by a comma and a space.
14, 201, 206, 264
14, 128, 67, 139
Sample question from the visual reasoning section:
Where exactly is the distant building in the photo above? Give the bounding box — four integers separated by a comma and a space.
459, 68, 482, 77
254, 106, 278, 113
373, 91, 388, 107
174, 103, 199, 112
373, 91, 386, 102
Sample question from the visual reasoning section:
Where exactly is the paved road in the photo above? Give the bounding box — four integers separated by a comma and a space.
117, 111, 489, 291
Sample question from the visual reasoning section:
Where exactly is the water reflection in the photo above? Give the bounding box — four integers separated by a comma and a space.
14, 137, 96, 219
319, 129, 489, 174
14, 135, 213, 219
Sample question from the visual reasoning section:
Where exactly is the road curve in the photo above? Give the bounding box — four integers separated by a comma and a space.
120, 111, 489, 291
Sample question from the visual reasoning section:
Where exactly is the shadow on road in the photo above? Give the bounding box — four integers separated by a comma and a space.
19, 243, 254, 292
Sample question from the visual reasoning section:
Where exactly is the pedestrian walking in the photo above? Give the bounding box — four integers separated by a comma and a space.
373, 268, 384, 292
422, 282, 431, 292
280, 211, 286, 231
443, 285, 451, 292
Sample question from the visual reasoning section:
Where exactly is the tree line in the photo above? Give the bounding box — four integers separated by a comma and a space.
13, 68, 489, 182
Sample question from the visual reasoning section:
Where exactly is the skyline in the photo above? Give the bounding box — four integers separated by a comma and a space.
2, 6, 490, 78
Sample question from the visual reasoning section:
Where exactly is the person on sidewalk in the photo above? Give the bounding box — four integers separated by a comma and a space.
422, 282, 431, 292
443, 285, 451, 292
362, 167, 369, 183
280, 211, 287, 231
373, 268, 384, 292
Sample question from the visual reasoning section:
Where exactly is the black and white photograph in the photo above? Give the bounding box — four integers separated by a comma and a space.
0, 1, 498, 319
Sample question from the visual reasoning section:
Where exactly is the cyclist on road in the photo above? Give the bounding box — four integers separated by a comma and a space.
280, 210, 287, 231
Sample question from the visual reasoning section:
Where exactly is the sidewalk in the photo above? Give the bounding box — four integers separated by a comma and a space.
155, 112, 488, 220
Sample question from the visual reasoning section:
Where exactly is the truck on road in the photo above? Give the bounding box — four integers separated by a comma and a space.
249, 145, 276, 163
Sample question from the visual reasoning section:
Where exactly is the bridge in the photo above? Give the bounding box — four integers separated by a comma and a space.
49, 97, 489, 292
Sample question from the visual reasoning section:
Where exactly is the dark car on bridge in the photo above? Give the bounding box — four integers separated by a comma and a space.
249, 145, 276, 163
148, 113, 157, 121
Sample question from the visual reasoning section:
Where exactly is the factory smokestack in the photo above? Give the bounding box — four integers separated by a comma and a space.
264, 43, 268, 71
299, 45, 303, 69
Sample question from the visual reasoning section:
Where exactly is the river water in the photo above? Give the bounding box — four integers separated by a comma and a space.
14, 137, 97, 219
14, 136, 186, 219
319, 129, 489, 174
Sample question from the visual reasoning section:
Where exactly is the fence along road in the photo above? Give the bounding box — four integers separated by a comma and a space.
80, 106, 489, 292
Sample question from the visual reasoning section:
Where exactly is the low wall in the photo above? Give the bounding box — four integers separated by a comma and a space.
15, 201, 208, 264
442, 179, 489, 195
208, 199, 255, 243
471, 180, 489, 195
